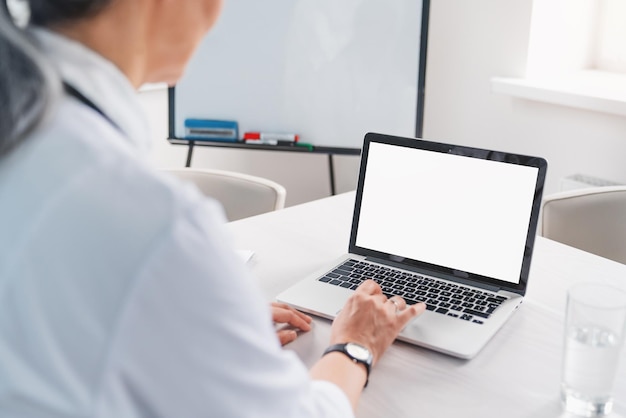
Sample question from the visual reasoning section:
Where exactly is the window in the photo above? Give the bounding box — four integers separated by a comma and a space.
491, 0, 626, 117
526, 0, 626, 77
594, 0, 626, 73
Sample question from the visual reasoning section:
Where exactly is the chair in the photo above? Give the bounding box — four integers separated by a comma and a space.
164, 168, 286, 222
539, 186, 626, 264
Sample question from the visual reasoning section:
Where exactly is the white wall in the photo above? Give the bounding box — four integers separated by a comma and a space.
423, 0, 626, 195
138, 88, 361, 207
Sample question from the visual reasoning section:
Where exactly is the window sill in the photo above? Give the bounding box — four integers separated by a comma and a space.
491, 70, 626, 117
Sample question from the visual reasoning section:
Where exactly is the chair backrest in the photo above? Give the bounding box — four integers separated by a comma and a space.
164, 168, 286, 222
540, 186, 626, 264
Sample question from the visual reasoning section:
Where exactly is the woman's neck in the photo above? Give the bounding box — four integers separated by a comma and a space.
51, 1, 149, 88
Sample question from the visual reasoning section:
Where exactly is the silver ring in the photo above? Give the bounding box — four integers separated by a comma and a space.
388, 298, 401, 314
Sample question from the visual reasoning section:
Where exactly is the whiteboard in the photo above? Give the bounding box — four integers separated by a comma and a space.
172, 0, 426, 150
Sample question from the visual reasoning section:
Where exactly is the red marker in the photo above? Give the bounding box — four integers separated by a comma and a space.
243, 132, 299, 142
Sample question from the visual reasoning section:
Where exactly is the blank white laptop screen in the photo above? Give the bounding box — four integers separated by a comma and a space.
355, 142, 539, 284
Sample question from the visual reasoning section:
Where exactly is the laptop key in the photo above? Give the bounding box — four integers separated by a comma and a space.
340, 282, 352, 288
463, 308, 490, 319
436, 307, 449, 315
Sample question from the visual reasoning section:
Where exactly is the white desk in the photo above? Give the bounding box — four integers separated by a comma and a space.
226, 192, 626, 418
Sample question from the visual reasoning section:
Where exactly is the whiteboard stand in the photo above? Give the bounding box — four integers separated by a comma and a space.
167, 138, 359, 196
168, 88, 360, 195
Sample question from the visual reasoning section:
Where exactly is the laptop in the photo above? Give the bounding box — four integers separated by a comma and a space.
277, 132, 547, 359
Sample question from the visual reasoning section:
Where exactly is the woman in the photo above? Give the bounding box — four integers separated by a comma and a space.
0, 0, 425, 416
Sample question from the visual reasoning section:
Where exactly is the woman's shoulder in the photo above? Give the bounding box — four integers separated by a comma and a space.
18, 94, 226, 237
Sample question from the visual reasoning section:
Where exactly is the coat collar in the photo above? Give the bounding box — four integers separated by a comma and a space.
30, 28, 153, 155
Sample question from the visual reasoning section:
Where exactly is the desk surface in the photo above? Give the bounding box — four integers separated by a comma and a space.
226, 192, 626, 418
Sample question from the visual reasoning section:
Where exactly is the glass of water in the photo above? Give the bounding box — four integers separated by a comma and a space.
561, 283, 626, 417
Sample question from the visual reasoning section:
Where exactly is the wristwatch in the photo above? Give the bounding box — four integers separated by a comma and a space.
322, 342, 373, 387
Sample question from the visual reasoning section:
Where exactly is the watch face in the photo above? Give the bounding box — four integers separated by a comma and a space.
346, 343, 371, 361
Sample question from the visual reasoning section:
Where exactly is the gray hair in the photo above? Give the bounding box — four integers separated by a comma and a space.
0, 0, 112, 157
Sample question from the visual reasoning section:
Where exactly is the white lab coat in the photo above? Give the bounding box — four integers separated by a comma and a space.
0, 29, 352, 418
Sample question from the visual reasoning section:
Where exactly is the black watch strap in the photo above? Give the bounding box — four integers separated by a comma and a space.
323, 343, 372, 388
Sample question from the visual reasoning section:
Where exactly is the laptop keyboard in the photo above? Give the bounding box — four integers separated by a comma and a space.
318, 259, 508, 325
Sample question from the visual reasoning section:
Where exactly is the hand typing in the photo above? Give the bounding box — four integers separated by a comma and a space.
330, 280, 426, 364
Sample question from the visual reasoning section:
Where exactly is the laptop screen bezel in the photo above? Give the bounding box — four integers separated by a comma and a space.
348, 132, 548, 295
